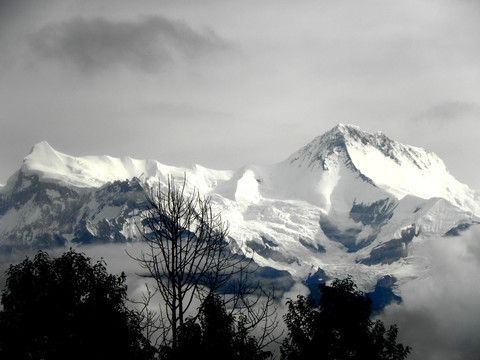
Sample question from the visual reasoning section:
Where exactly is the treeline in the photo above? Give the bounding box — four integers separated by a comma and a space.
0, 176, 411, 359
0, 249, 410, 359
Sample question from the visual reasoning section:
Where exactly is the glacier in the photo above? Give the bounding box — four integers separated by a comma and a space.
0, 124, 479, 294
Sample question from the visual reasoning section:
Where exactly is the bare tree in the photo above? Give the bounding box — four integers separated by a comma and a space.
130, 175, 278, 353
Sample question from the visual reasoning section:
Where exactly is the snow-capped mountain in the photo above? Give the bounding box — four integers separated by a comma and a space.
1, 124, 478, 293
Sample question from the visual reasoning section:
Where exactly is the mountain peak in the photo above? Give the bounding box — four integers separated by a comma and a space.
285, 124, 478, 212
333, 123, 362, 134
286, 124, 363, 170
25, 141, 63, 168
330, 124, 389, 148
286, 124, 423, 170
28, 141, 58, 157
29, 140, 55, 152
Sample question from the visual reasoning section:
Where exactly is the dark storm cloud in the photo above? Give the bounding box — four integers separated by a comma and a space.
30, 15, 228, 73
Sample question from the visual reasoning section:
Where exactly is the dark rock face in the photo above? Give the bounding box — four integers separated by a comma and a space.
246, 238, 299, 265
350, 199, 397, 227
320, 215, 367, 252
71, 178, 147, 245
0, 173, 147, 251
444, 222, 472, 236
304, 268, 330, 302
367, 275, 402, 313
0, 172, 87, 247
319, 198, 397, 253
359, 225, 417, 265
299, 237, 326, 253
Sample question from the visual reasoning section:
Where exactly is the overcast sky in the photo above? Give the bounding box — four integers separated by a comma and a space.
1, 0, 480, 189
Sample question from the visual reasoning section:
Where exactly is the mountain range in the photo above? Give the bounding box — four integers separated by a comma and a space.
1, 124, 479, 299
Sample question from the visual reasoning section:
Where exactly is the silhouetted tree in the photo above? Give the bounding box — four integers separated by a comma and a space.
172, 293, 271, 360
132, 175, 278, 352
281, 276, 411, 360
0, 249, 154, 360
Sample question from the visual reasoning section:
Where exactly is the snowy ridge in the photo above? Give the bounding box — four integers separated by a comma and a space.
15, 129, 479, 216
1, 125, 480, 292
21, 141, 179, 188
14, 141, 234, 193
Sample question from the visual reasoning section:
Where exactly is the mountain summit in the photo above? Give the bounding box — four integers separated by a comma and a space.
288, 123, 426, 170
0, 124, 479, 291
286, 124, 478, 214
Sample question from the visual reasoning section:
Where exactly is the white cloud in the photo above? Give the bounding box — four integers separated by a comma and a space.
379, 225, 480, 360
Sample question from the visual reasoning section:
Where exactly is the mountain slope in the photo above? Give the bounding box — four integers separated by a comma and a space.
1, 124, 478, 292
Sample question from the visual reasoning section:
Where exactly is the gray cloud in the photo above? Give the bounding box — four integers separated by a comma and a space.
30, 15, 228, 73
416, 102, 480, 125
0, 0, 32, 28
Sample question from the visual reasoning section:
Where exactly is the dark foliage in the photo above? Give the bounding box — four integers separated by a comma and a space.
165, 293, 271, 360
281, 276, 411, 360
0, 249, 154, 360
